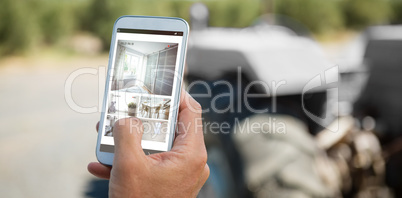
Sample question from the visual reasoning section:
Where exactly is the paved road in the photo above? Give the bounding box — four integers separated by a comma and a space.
0, 55, 109, 197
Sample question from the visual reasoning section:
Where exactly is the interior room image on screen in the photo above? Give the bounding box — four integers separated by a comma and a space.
111, 40, 178, 96
103, 114, 167, 143
106, 92, 171, 119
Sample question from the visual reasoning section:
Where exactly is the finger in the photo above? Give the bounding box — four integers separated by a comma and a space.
96, 122, 99, 132
179, 89, 202, 114
174, 109, 203, 145
87, 162, 111, 179
113, 117, 146, 164
171, 92, 205, 154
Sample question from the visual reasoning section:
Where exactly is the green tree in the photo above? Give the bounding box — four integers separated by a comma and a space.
342, 0, 392, 29
207, 0, 261, 28
275, 0, 344, 34
390, 0, 402, 24
0, 0, 39, 55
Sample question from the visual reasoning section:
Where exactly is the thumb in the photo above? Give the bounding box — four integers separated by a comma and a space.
113, 117, 146, 164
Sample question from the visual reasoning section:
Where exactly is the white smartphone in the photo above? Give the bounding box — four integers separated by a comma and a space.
96, 16, 189, 166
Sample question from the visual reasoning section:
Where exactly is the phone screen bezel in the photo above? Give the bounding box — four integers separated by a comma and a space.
96, 16, 189, 166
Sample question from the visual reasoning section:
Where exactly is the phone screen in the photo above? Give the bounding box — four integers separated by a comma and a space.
99, 28, 184, 154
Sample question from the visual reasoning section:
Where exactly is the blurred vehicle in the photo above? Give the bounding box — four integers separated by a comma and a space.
186, 11, 336, 198
352, 25, 402, 198
186, 4, 393, 198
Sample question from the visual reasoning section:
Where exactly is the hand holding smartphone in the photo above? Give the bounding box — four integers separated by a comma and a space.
96, 16, 189, 166
89, 90, 209, 197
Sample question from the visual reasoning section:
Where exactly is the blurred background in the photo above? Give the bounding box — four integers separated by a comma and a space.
1, 0, 402, 197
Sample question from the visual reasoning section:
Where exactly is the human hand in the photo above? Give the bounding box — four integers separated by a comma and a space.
88, 91, 209, 198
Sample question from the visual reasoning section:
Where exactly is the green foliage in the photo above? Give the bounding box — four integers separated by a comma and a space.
390, 0, 402, 23
275, 0, 344, 33
206, 0, 261, 28
341, 0, 392, 29
0, 0, 40, 55
128, 102, 137, 108
0, 0, 398, 57
37, 2, 77, 44
82, 0, 130, 50
82, 0, 193, 50
0, 0, 80, 56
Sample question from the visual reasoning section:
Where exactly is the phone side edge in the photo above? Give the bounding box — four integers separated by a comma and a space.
167, 18, 190, 151
95, 16, 126, 166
